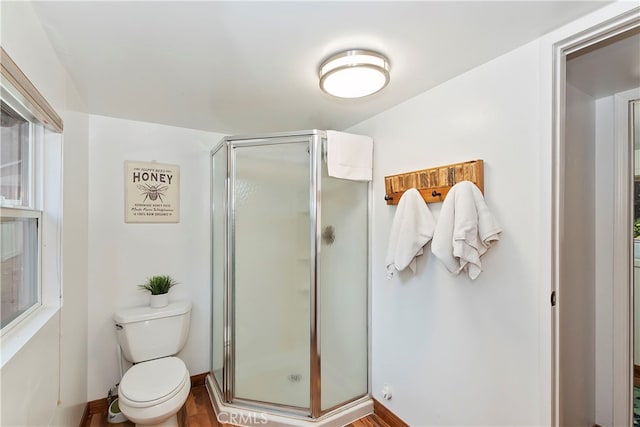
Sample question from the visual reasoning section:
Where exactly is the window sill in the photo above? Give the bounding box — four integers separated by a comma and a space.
0, 304, 60, 368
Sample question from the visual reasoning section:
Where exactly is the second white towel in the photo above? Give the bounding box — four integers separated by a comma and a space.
431, 181, 501, 280
385, 188, 436, 278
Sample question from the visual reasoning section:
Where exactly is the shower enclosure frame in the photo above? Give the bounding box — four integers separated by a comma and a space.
209, 130, 372, 420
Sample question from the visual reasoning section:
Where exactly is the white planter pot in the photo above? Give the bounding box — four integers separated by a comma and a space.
150, 293, 169, 308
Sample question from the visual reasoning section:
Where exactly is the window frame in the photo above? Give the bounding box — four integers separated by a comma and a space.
1, 92, 36, 209
0, 47, 63, 134
0, 207, 42, 336
0, 90, 43, 335
0, 47, 63, 362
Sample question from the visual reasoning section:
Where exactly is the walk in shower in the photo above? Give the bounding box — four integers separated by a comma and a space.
208, 130, 370, 423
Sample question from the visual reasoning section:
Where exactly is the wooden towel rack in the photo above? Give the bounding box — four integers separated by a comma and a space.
384, 159, 484, 205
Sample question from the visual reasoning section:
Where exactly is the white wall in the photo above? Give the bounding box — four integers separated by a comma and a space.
1, 1, 90, 426
347, 3, 639, 426
349, 40, 545, 426
1, 318, 60, 426
560, 82, 596, 426
595, 94, 615, 427
55, 110, 90, 426
87, 114, 223, 400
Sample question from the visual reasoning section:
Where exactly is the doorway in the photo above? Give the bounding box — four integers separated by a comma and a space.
632, 99, 640, 427
554, 17, 640, 427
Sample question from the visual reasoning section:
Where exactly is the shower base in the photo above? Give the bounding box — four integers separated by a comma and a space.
205, 374, 373, 427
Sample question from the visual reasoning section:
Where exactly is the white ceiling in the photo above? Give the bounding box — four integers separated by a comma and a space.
567, 32, 640, 99
32, 1, 610, 134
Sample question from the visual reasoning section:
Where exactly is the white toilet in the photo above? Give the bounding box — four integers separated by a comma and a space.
114, 301, 192, 427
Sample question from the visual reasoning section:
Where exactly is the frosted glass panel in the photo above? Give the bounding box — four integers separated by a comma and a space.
319, 152, 368, 410
233, 141, 311, 408
211, 133, 370, 416
211, 147, 226, 389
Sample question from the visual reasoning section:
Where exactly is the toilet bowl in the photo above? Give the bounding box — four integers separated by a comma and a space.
114, 301, 192, 427
118, 357, 191, 427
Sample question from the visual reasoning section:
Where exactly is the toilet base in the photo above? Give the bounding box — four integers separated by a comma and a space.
134, 414, 178, 427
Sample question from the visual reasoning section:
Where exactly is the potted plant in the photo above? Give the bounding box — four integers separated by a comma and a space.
139, 275, 178, 308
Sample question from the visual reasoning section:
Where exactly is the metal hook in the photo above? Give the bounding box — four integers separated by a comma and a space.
431, 190, 442, 198
384, 194, 393, 201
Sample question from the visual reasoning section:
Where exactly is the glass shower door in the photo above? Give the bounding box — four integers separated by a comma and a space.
318, 139, 369, 411
231, 140, 311, 410
211, 145, 226, 394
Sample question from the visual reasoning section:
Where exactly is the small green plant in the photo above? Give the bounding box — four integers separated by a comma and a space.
635, 218, 640, 238
138, 275, 178, 295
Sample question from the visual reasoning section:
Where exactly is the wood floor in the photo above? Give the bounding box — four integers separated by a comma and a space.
346, 414, 389, 427
86, 385, 389, 427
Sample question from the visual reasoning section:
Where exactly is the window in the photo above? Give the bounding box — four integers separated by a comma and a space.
0, 47, 62, 342
0, 99, 42, 333
1, 101, 31, 206
0, 213, 40, 329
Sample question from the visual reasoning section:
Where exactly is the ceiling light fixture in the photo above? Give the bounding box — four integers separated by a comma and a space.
319, 49, 390, 98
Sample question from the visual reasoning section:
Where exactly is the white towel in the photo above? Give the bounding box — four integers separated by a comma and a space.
385, 188, 436, 278
326, 130, 373, 181
431, 181, 501, 280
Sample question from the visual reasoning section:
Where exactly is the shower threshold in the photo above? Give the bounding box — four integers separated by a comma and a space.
205, 374, 373, 427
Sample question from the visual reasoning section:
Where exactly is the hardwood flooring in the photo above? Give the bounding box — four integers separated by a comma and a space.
85, 385, 389, 427
347, 414, 389, 427
180, 384, 222, 427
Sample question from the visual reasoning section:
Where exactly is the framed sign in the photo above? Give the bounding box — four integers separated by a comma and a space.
124, 161, 180, 223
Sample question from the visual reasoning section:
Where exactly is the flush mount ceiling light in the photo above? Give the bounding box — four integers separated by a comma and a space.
319, 49, 390, 98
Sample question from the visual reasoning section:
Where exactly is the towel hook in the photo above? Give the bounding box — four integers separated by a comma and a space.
384, 194, 393, 202
431, 190, 442, 198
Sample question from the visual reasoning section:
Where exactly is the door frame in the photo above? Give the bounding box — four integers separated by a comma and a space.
613, 87, 640, 425
551, 9, 640, 427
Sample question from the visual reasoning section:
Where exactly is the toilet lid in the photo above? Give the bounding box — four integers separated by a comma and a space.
120, 357, 188, 404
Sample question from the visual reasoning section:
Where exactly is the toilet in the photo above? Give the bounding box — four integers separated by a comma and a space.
114, 301, 192, 427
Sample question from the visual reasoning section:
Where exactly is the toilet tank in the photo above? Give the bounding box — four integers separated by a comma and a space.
114, 301, 191, 363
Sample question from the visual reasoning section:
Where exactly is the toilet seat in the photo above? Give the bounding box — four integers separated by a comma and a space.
119, 357, 189, 408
